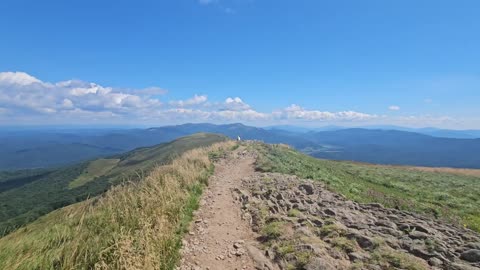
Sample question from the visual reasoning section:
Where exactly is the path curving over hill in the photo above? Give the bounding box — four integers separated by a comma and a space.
179, 147, 278, 270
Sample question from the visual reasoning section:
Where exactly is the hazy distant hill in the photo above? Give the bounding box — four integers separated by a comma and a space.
2, 123, 480, 170
301, 129, 480, 168
0, 124, 313, 170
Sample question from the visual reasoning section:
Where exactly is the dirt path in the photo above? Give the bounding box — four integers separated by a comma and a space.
179, 149, 275, 270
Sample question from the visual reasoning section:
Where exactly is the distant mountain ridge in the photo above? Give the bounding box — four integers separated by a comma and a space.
267, 124, 480, 139
302, 128, 480, 168
1, 123, 480, 170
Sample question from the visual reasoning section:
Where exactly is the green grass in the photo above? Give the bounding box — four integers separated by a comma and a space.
287, 209, 302, 217
0, 141, 235, 269
261, 221, 284, 240
331, 237, 358, 253
68, 158, 120, 189
0, 133, 228, 237
254, 143, 480, 232
370, 247, 428, 270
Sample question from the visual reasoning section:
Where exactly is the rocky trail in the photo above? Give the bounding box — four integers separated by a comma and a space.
179, 148, 277, 270
179, 147, 480, 270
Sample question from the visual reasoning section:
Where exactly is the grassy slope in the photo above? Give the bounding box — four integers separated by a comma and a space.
0, 133, 227, 236
68, 158, 120, 189
0, 139, 235, 270
254, 143, 480, 232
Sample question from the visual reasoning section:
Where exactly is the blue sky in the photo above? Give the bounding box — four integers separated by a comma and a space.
0, 0, 479, 128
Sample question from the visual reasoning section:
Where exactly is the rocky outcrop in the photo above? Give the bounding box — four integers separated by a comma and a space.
234, 172, 480, 270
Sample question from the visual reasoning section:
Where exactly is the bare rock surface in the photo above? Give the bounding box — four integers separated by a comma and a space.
237, 172, 480, 269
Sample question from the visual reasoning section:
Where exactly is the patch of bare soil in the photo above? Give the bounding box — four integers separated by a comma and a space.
179, 148, 278, 270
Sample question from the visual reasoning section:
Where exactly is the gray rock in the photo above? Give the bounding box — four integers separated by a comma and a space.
348, 223, 370, 230
323, 208, 336, 216
348, 252, 371, 262
298, 184, 314, 195
409, 246, 437, 260
309, 217, 324, 227
366, 203, 384, 208
375, 219, 397, 229
460, 249, 480, 262
450, 262, 480, 270
412, 224, 431, 234
246, 244, 275, 270
428, 257, 443, 267
409, 231, 429, 240
466, 243, 480, 250
398, 224, 411, 232
305, 258, 335, 270
347, 233, 375, 250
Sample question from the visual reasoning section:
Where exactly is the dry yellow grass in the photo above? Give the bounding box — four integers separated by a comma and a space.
368, 164, 480, 178
0, 141, 236, 270
403, 166, 480, 178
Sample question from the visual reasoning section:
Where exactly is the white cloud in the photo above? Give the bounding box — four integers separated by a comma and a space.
62, 99, 74, 109
134, 87, 168, 96
0, 71, 161, 119
0, 71, 471, 128
273, 104, 377, 121
388, 105, 400, 111
169, 94, 208, 107
223, 97, 251, 111
0, 72, 42, 86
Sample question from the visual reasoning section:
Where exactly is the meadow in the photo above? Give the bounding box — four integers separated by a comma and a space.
254, 143, 480, 232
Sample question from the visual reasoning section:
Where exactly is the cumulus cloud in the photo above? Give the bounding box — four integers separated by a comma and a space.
273, 104, 377, 121
0, 71, 161, 119
0, 71, 465, 128
222, 97, 251, 111
0, 72, 41, 86
169, 94, 208, 107
388, 105, 400, 111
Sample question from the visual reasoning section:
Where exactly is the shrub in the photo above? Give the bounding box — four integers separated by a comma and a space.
262, 222, 284, 240
287, 209, 302, 217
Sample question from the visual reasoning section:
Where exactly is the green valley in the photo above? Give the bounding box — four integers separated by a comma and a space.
0, 133, 227, 236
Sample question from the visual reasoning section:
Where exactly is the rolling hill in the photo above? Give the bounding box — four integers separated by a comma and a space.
304, 128, 480, 168
1, 140, 479, 269
0, 133, 227, 235
2, 123, 480, 170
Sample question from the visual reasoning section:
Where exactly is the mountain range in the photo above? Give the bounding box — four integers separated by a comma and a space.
1, 123, 480, 170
